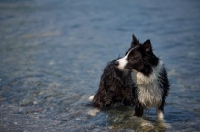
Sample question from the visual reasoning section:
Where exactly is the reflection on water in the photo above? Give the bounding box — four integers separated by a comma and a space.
1, 0, 200, 131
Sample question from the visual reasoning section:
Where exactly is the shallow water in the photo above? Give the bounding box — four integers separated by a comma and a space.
0, 0, 200, 131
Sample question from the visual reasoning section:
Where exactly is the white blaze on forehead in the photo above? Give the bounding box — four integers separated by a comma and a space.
116, 48, 134, 70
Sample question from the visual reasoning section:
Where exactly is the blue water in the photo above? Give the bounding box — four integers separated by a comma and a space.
0, 0, 200, 131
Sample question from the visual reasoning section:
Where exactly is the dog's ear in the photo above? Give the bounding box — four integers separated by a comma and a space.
143, 39, 152, 52
131, 34, 138, 47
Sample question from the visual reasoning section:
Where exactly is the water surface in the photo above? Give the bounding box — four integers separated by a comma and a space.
0, 0, 200, 131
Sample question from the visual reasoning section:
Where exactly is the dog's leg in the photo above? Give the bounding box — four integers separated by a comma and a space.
156, 106, 164, 120
134, 103, 144, 117
104, 91, 116, 107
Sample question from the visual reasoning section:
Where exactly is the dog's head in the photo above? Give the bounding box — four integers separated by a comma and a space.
115, 34, 159, 75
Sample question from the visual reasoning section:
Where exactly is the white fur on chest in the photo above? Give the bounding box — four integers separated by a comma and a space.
132, 61, 164, 109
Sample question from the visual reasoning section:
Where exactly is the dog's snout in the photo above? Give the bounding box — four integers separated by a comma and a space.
114, 61, 119, 66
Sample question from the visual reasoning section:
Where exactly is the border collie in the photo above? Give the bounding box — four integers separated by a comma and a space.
90, 59, 136, 108
115, 34, 169, 120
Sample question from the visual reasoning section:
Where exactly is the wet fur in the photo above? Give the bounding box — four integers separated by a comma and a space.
116, 34, 169, 119
91, 59, 136, 108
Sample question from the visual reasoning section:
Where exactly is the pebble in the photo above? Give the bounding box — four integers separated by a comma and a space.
39, 92, 44, 95
21, 99, 32, 106
87, 108, 100, 116
14, 122, 18, 125
33, 101, 38, 105
75, 117, 81, 120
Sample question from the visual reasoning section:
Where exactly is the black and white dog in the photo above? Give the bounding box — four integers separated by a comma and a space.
90, 59, 136, 108
115, 34, 169, 120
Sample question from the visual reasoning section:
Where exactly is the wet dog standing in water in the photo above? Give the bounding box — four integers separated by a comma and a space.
115, 34, 169, 120
90, 34, 169, 120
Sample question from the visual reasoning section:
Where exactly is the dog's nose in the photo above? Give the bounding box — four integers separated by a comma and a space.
114, 61, 119, 66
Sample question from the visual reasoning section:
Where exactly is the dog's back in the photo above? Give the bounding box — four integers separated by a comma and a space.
91, 60, 136, 108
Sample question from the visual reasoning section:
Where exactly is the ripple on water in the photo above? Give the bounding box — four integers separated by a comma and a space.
1, 0, 200, 131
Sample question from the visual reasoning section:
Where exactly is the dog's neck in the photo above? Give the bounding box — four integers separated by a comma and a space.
131, 61, 164, 108
131, 61, 163, 85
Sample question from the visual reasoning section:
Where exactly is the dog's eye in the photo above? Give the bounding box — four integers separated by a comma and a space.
130, 55, 140, 60
130, 56, 135, 59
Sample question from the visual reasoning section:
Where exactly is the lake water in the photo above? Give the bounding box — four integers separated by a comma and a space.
0, 0, 200, 131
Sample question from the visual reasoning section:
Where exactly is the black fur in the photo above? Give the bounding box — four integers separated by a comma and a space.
92, 59, 136, 108
125, 35, 159, 76
90, 34, 169, 119
116, 34, 170, 118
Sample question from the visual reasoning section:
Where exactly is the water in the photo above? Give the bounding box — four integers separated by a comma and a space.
0, 0, 200, 131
